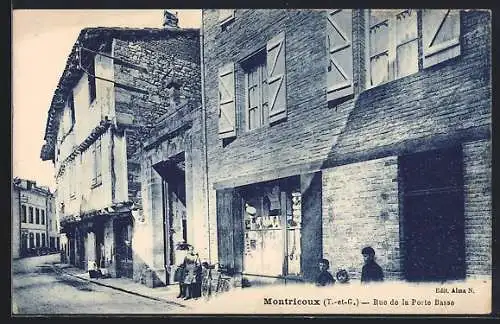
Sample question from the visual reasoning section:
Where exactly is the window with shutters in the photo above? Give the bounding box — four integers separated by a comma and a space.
367, 9, 461, 88
91, 137, 102, 188
326, 9, 354, 102
219, 9, 235, 26
242, 50, 269, 131
218, 32, 287, 139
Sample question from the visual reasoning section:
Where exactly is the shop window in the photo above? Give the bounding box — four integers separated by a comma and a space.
21, 205, 27, 223
241, 179, 302, 278
29, 207, 34, 223
35, 208, 40, 224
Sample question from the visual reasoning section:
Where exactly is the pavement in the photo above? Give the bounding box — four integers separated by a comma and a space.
13, 255, 185, 314
51, 263, 196, 309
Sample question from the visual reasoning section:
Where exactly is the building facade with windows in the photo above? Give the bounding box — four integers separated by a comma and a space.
12, 178, 59, 258
40, 12, 200, 284
200, 9, 491, 286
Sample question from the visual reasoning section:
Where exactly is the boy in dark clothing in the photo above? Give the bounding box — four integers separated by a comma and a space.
316, 259, 335, 286
361, 246, 384, 283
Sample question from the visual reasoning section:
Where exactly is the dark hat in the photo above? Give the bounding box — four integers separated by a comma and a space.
361, 246, 375, 255
176, 242, 192, 251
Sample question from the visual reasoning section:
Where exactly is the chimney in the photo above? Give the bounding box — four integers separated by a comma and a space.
163, 10, 179, 28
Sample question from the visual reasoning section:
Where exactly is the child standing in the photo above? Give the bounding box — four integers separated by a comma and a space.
360, 246, 384, 283
315, 258, 335, 286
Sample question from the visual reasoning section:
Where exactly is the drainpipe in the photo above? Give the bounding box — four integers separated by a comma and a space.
18, 186, 22, 257
199, 15, 212, 263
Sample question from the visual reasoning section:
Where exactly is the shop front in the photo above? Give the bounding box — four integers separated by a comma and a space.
216, 172, 323, 287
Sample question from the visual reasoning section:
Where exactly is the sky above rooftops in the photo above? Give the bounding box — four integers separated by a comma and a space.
12, 9, 201, 190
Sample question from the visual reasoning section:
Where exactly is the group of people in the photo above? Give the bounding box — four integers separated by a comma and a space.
174, 243, 384, 298
315, 246, 384, 286
175, 244, 203, 300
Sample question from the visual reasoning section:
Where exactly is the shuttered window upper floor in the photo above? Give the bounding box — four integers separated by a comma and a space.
214, 9, 463, 140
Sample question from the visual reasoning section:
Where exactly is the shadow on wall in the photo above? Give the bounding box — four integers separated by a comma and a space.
132, 252, 166, 288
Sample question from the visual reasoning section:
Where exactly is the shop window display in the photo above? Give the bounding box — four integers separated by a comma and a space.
242, 180, 302, 278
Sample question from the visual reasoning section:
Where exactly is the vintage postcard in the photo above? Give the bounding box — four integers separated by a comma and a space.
12, 9, 492, 316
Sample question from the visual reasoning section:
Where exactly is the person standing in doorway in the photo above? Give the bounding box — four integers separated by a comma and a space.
175, 241, 189, 299
360, 246, 384, 283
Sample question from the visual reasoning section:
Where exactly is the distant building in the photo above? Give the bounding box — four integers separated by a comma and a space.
40, 11, 201, 286
12, 178, 59, 258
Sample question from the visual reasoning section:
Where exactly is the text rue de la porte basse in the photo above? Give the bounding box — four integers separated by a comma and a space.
263, 297, 459, 308
263, 287, 475, 308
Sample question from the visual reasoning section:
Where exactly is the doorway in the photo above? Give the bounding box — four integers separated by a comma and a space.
153, 152, 187, 283
21, 232, 28, 256
400, 146, 465, 282
114, 216, 134, 278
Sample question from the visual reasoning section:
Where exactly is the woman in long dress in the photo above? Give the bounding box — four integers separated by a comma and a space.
182, 245, 201, 300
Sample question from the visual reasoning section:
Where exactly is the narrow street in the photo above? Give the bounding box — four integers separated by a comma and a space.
12, 255, 183, 314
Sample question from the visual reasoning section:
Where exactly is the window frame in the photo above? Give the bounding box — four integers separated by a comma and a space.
242, 49, 269, 132
35, 208, 40, 224
365, 9, 420, 89
21, 205, 27, 223
41, 209, 45, 225
91, 137, 103, 188
29, 206, 34, 223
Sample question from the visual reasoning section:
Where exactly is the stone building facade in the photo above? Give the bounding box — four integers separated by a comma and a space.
200, 9, 491, 285
40, 12, 200, 285
12, 178, 59, 259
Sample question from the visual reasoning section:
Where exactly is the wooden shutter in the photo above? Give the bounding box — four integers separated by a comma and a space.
326, 9, 354, 101
216, 188, 243, 273
422, 9, 461, 68
218, 63, 236, 139
266, 32, 287, 124
216, 189, 235, 270
219, 9, 235, 25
